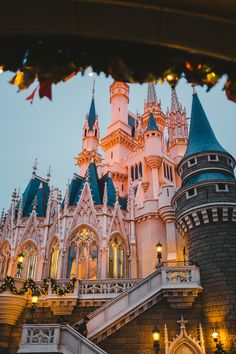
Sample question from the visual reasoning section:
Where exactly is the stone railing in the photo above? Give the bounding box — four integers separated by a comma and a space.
18, 324, 108, 354
82, 265, 202, 342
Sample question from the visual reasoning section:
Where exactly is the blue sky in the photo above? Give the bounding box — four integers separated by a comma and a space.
0, 72, 236, 212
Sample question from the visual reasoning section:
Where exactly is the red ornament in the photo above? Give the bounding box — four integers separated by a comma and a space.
39, 81, 52, 100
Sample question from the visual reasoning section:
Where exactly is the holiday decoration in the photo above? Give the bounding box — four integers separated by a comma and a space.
0, 37, 236, 102
0, 276, 76, 297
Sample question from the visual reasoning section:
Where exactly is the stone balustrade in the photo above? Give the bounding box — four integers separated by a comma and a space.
17, 324, 107, 354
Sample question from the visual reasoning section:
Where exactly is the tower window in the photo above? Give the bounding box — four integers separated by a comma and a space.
135, 164, 138, 180
170, 166, 173, 181
208, 154, 218, 161
216, 183, 228, 192
186, 188, 197, 199
84, 129, 87, 137
227, 158, 233, 167
163, 163, 167, 178
188, 157, 197, 167
94, 129, 97, 137
121, 184, 124, 191
139, 162, 143, 177
131, 166, 134, 181
111, 152, 113, 159
152, 133, 155, 136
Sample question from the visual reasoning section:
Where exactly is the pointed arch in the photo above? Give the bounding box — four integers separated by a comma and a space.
66, 225, 99, 280
0, 240, 11, 276
108, 232, 127, 278
16, 240, 39, 279
48, 236, 60, 278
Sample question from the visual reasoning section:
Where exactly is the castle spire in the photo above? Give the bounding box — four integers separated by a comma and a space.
147, 83, 157, 105
88, 81, 96, 130
170, 87, 180, 112
184, 89, 227, 159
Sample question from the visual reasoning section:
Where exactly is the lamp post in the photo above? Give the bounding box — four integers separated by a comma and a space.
212, 329, 226, 354
31, 291, 39, 322
156, 242, 163, 267
152, 327, 160, 354
16, 253, 24, 278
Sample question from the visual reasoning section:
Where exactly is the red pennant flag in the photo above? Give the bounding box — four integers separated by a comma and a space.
39, 81, 52, 100
26, 86, 38, 104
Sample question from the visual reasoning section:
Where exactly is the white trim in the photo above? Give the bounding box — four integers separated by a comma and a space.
227, 158, 234, 167
187, 157, 197, 167
176, 202, 236, 221
186, 188, 197, 199
208, 154, 219, 162
215, 183, 229, 192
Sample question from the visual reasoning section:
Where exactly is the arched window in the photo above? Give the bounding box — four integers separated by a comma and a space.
84, 129, 87, 137
49, 239, 60, 278
167, 164, 170, 179
0, 242, 10, 277
163, 162, 166, 178
135, 164, 138, 180
94, 129, 97, 137
108, 235, 126, 278
18, 243, 38, 279
139, 162, 143, 177
67, 228, 98, 280
170, 166, 173, 181
131, 166, 134, 181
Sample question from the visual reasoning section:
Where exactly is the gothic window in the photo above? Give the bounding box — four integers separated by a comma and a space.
170, 166, 173, 181
0, 242, 10, 277
131, 166, 134, 181
67, 228, 98, 280
167, 165, 170, 179
139, 162, 143, 177
135, 164, 138, 180
18, 243, 38, 279
163, 162, 167, 178
49, 239, 60, 279
108, 235, 125, 278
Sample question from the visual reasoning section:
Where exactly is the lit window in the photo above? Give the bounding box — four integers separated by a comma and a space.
186, 188, 197, 199
208, 154, 218, 161
188, 157, 197, 167
216, 184, 229, 192
108, 236, 125, 278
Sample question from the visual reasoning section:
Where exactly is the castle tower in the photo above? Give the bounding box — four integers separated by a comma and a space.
167, 87, 188, 163
144, 112, 162, 198
76, 83, 102, 176
173, 89, 236, 352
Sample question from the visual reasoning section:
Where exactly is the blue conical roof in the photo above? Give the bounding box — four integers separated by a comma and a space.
184, 92, 227, 158
88, 98, 96, 131
145, 112, 159, 132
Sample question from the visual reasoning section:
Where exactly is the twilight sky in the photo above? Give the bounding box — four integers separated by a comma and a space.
0, 72, 236, 212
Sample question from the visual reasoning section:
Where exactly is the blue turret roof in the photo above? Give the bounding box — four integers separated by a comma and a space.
88, 98, 96, 131
63, 164, 126, 209
145, 112, 159, 132
21, 176, 50, 217
184, 92, 227, 158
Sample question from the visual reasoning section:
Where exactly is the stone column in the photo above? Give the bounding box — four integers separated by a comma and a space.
159, 207, 177, 261
145, 156, 162, 199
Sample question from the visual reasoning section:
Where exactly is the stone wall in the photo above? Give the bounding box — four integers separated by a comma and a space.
0, 302, 97, 354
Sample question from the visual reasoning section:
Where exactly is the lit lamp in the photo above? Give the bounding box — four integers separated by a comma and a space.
16, 253, 24, 278
212, 329, 226, 354
31, 291, 39, 320
152, 327, 160, 353
156, 242, 163, 267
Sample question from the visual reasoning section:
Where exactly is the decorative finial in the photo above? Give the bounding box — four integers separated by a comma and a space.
33, 196, 38, 211
32, 158, 38, 176
103, 182, 108, 206
171, 87, 180, 112
92, 79, 95, 99
147, 83, 157, 105
192, 83, 197, 95
46, 165, 52, 182
1, 208, 5, 221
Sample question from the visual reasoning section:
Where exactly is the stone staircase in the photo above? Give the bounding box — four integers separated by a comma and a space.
18, 324, 108, 354
74, 264, 202, 343
17, 264, 202, 353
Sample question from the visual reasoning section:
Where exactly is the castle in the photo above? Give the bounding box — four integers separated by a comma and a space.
0, 82, 235, 354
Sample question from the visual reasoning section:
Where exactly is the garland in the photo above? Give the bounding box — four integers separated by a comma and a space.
0, 36, 235, 103
0, 276, 76, 297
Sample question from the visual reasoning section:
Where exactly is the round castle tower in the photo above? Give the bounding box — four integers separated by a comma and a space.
173, 89, 236, 352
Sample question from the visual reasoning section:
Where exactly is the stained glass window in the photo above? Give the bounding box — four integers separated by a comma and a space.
19, 243, 38, 279
67, 228, 98, 279
0, 242, 10, 276
108, 236, 125, 278
49, 240, 60, 278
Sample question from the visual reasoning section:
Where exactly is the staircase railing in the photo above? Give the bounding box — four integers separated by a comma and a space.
17, 324, 108, 354
72, 264, 202, 341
